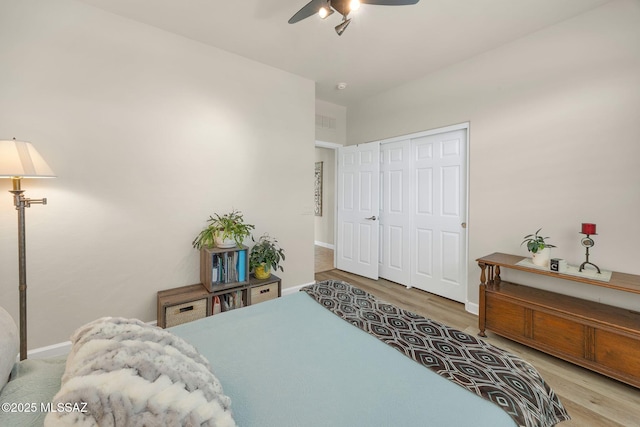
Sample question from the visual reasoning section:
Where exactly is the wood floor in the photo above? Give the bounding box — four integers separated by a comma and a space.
314, 269, 640, 427
314, 245, 334, 273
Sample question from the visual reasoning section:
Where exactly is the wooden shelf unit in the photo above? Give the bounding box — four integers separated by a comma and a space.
157, 274, 281, 328
477, 252, 640, 388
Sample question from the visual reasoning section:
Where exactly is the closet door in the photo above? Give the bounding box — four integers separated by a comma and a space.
379, 140, 411, 285
411, 129, 467, 302
336, 142, 380, 280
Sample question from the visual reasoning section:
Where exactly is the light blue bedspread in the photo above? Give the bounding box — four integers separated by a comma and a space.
171, 292, 516, 427
0, 357, 66, 426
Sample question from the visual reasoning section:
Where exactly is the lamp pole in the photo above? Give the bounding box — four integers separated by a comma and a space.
9, 177, 47, 360
1, 139, 55, 360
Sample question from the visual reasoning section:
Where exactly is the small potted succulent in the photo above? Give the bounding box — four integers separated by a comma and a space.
192, 209, 255, 249
521, 228, 556, 267
249, 234, 285, 280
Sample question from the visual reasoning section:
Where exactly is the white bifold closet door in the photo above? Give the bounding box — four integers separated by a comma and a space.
336, 142, 381, 280
379, 129, 467, 303
379, 141, 411, 286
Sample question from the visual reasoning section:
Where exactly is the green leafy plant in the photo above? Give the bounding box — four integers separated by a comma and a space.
249, 234, 285, 273
192, 209, 255, 249
521, 228, 556, 253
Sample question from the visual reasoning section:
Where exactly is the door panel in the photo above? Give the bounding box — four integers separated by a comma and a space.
336, 142, 380, 280
442, 165, 460, 216
441, 231, 461, 284
379, 141, 411, 285
341, 222, 354, 260
389, 170, 403, 212
415, 228, 433, 277
416, 167, 433, 214
411, 129, 467, 302
358, 223, 372, 263
359, 171, 373, 210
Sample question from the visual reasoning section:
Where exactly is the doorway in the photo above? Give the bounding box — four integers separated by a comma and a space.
314, 142, 340, 273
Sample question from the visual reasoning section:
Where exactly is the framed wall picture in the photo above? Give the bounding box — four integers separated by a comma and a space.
314, 161, 323, 216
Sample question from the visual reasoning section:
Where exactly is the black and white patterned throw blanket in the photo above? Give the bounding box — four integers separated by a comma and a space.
302, 280, 570, 427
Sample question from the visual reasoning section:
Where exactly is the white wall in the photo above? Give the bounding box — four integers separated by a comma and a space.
347, 0, 640, 309
0, 0, 316, 349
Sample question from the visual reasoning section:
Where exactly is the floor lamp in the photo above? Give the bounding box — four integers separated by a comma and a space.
0, 139, 55, 360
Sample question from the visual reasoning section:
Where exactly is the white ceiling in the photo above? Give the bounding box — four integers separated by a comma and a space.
76, 0, 611, 107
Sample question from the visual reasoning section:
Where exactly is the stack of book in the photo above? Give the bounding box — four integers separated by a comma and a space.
210, 249, 247, 286
221, 290, 244, 311
212, 290, 244, 314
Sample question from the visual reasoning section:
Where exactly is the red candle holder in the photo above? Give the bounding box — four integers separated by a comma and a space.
581, 223, 596, 235
579, 223, 600, 274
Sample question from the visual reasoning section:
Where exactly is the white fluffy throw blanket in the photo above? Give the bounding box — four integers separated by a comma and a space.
44, 317, 236, 427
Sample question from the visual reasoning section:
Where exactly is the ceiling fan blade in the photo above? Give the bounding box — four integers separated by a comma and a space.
288, 0, 328, 24
361, 0, 420, 5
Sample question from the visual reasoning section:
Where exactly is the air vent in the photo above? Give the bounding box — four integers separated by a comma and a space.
315, 114, 336, 130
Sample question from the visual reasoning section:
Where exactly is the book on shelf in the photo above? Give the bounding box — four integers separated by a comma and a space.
212, 296, 221, 315
211, 255, 219, 285
210, 249, 247, 287
220, 290, 244, 311
237, 249, 246, 282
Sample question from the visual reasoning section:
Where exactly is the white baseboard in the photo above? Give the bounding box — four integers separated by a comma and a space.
314, 241, 335, 250
282, 281, 316, 296
26, 320, 158, 359
27, 341, 72, 359
465, 301, 479, 316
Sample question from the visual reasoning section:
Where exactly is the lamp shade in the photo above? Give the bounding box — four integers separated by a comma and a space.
0, 139, 55, 178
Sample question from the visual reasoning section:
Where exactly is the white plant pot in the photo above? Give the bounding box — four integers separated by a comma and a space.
531, 247, 551, 267
215, 236, 236, 248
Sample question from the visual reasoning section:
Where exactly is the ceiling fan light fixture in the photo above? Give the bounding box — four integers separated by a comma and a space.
335, 18, 351, 36
318, 6, 334, 19
289, 0, 420, 34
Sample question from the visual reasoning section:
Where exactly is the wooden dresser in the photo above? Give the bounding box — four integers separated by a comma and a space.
477, 252, 640, 388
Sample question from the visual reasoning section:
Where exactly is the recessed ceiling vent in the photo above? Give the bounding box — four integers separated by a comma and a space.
316, 114, 337, 130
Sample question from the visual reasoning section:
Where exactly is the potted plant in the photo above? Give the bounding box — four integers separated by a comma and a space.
192, 209, 255, 249
521, 228, 556, 267
249, 234, 285, 280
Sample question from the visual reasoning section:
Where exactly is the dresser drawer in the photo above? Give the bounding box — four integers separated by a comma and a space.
165, 298, 207, 328
533, 311, 585, 358
595, 329, 640, 380
251, 282, 278, 305
485, 294, 526, 337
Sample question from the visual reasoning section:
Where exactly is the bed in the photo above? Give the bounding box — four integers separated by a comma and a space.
0, 280, 570, 427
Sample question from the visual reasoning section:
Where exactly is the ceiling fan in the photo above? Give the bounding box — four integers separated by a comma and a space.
289, 0, 420, 36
